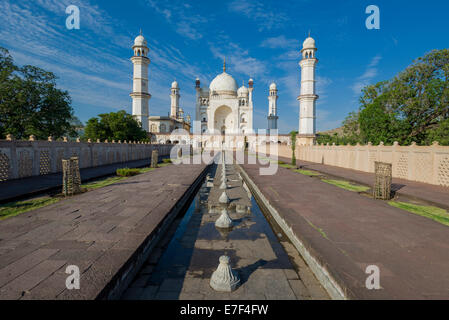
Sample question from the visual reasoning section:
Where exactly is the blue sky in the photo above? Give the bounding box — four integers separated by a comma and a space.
0, 0, 447, 133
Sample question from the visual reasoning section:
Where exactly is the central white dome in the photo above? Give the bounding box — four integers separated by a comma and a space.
209, 72, 238, 93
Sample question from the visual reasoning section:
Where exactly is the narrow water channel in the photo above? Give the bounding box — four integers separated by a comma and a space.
121, 162, 329, 300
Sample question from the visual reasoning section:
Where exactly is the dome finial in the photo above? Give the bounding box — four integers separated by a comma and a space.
140, 28, 142, 36
308, 29, 311, 37
223, 57, 226, 72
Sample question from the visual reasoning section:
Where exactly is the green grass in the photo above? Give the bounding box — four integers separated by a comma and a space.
0, 197, 60, 220
322, 179, 370, 192
279, 163, 297, 169
139, 167, 156, 173
294, 169, 321, 176
81, 176, 126, 190
388, 201, 449, 227
157, 162, 171, 168
116, 168, 141, 176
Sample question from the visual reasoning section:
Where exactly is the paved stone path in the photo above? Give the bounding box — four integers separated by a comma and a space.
271, 154, 449, 210
241, 155, 449, 299
0, 157, 169, 203
0, 162, 206, 299
122, 162, 329, 300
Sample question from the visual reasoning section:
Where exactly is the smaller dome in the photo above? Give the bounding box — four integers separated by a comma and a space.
171, 80, 178, 88
237, 85, 248, 96
303, 37, 315, 49
134, 35, 147, 46
269, 82, 277, 90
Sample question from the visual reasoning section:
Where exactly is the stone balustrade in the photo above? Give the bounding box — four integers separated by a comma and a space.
0, 136, 173, 182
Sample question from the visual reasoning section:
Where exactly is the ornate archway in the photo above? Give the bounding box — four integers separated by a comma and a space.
213, 105, 233, 133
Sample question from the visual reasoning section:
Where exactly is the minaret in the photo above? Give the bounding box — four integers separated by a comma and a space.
170, 80, 180, 118
130, 32, 151, 132
247, 78, 254, 133
267, 82, 278, 132
194, 77, 201, 134
298, 35, 318, 145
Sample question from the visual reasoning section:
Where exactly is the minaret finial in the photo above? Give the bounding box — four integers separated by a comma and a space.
223, 57, 226, 72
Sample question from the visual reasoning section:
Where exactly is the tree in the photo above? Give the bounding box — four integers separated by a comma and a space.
83, 110, 148, 142
0, 47, 76, 139
355, 49, 449, 145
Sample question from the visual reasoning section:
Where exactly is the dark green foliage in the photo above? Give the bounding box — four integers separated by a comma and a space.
332, 49, 449, 146
0, 47, 76, 139
83, 110, 148, 142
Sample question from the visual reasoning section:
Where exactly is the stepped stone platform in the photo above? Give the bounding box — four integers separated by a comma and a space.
0, 162, 207, 300
240, 155, 449, 299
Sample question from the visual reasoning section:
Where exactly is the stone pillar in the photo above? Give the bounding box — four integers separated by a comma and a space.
151, 149, 158, 168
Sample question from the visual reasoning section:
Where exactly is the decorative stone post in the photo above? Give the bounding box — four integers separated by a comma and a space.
210, 255, 240, 292
62, 157, 81, 196
215, 208, 233, 229
219, 191, 229, 204
373, 161, 392, 200
151, 149, 159, 168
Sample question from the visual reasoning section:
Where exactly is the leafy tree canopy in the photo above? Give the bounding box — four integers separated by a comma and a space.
0, 47, 77, 140
328, 49, 449, 146
83, 110, 148, 142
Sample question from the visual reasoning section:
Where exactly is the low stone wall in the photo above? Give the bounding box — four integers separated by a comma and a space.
0, 138, 173, 182
297, 142, 449, 187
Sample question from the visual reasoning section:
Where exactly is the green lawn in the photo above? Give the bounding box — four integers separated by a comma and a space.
279, 163, 297, 169
81, 176, 127, 190
388, 201, 449, 227
294, 169, 321, 176
0, 197, 60, 220
321, 179, 370, 193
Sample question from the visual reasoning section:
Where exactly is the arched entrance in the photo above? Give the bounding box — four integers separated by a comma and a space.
214, 105, 233, 134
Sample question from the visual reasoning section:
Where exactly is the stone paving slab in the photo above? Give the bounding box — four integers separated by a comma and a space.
241, 157, 449, 299
0, 162, 207, 300
0, 156, 167, 203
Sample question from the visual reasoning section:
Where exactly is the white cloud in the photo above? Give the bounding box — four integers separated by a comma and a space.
209, 42, 267, 79
146, 0, 209, 40
260, 36, 298, 49
227, 1, 289, 31
351, 55, 382, 95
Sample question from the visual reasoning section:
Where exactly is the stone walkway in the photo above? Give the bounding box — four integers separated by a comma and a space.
0, 162, 207, 299
241, 155, 449, 299
272, 154, 449, 209
0, 156, 168, 203
122, 162, 329, 300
